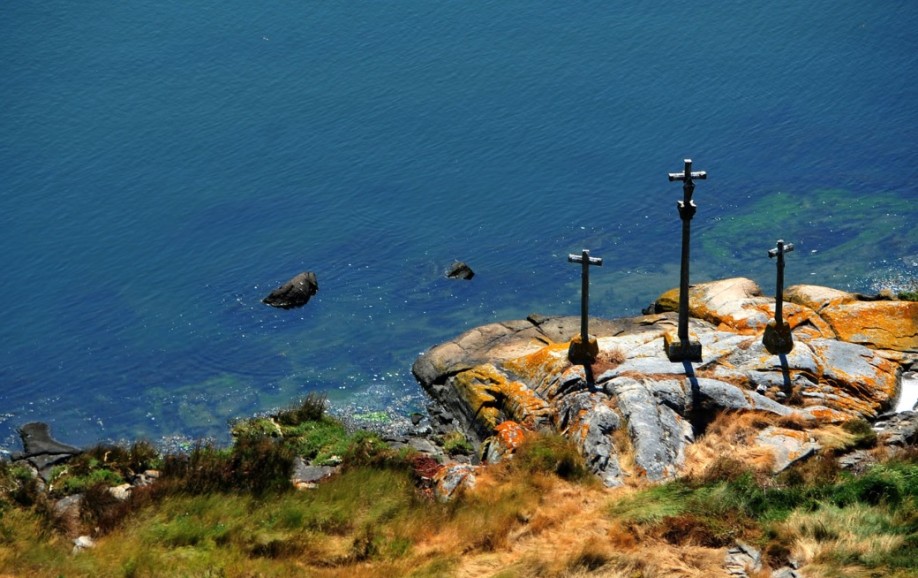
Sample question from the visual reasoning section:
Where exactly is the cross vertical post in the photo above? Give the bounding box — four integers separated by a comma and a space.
664, 159, 706, 362
568, 249, 603, 363
763, 239, 795, 354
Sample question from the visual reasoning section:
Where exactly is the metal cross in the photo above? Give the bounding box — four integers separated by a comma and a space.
768, 239, 795, 326
668, 159, 707, 348
568, 249, 603, 344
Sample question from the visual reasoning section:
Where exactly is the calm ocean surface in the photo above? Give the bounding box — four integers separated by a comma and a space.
2, 1, 916, 449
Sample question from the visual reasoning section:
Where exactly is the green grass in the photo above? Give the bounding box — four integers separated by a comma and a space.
607, 455, 918, 572
0, 465, 455, 577
441, 431, 474, 456
2, 404, 914, 577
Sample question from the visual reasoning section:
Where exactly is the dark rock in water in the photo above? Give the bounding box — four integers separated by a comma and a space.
263, 271, 319, 309
14, 422, 82, 482
18, 422, 81, 457
446, 261, 474, 280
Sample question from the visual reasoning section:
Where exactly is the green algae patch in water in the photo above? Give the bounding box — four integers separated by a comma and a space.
700, 189, 918, 290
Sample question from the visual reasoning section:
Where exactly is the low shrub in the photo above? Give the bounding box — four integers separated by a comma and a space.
778, 451, 840, 487
231, 434, 296, 495
230, 416, 281, 439
510, 432, 591, 482
276, 392, 327, 426
695, 456, 753, 485
2, 464, 44, 508
128, 440, 161, 473
46, 441, 161, 499
59, 467, 124, 495
343, 431, 406, 469
441, 431, 474, 456
80, 481, 125, 533
158, 442, 232, 495
833, 467, 907, 507
840, 418, 878, 450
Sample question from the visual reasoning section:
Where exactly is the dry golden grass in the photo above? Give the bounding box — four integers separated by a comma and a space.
775, 504, 909, 578
591, 347, 626, 375
682, 411, 779, 478
438, 469, 732, 578
808, 424, 860, 452
610, 417, 639, 481
681, 409, 872, 481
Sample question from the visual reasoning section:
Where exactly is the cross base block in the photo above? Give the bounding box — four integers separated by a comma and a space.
664, 330, 702, 362
568, 334, 599, 364
762, 319, 794, 355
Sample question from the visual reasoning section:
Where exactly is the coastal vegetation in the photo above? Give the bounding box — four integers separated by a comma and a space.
1, 401, 915, 577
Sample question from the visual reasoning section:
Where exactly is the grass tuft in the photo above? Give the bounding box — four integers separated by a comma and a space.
509, 431, 592, 483
276, 392, 328, 426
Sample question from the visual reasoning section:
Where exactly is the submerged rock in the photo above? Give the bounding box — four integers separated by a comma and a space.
262, 271, 318, 309
446, 261, 475, 280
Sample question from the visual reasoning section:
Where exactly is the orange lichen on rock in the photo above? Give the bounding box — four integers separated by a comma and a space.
660, 278, 772, 334
783, 304, 836, 339
819, 300, 918, 352
453, 363, 551, 432
503, 343, 571, 397
500, 378, 553, 428
453, 365, 506, 431
494, 420, 528, 453
804, 406, 852, 423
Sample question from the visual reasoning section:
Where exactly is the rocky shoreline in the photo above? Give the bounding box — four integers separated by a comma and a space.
8, 278, 917, 489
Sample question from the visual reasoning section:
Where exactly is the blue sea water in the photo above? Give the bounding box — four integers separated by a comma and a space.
2, 1, 916, 449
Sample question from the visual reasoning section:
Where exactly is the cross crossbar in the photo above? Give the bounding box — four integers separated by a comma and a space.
768, 240, 795, 259
668, 158, 707, 185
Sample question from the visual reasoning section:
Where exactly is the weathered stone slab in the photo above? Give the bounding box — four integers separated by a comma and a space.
755, 427, 819, 473
291, 456, 338, 488
616, 377, 690, 481
656, 277, 771, 333
13, 422, 82, 482
578, 403, 624, 487
875, 411, 918, 447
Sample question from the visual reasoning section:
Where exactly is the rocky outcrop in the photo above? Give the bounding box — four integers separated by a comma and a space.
413, 278, 912, 487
